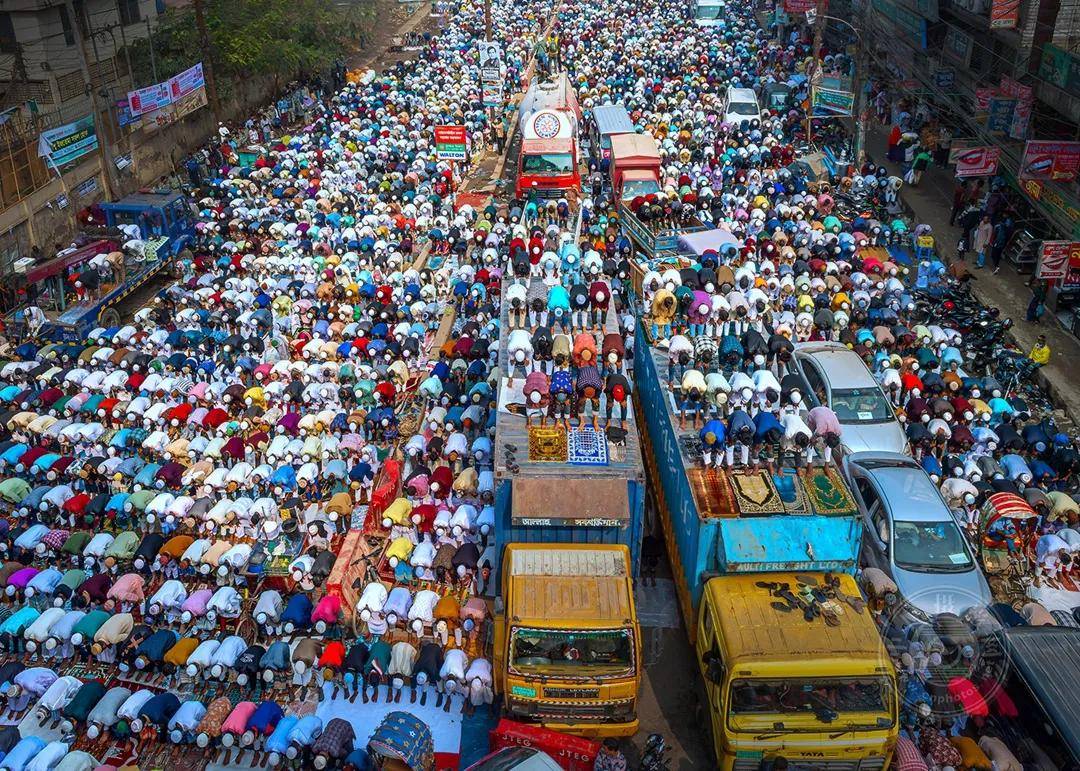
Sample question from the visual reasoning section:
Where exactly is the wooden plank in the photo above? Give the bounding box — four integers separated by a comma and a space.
430, 307, 457, 353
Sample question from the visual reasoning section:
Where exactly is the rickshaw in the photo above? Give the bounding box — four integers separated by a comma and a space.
763, 82, 792, 111
977, 492, 1039, 592
361, 711, 434, 771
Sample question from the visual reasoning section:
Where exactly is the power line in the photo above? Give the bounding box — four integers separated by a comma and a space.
0, 5, 156, 51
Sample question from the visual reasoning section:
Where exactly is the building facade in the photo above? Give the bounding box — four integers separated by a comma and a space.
0, 0, 163, 272
863, 0, 1080, 236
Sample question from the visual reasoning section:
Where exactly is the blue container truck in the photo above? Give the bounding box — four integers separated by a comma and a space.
492, 475, 645, 580
632, 320, 865, 644
491, 275, 646, 579
632, 321, 901, 769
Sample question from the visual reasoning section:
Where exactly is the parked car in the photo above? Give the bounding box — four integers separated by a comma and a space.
466, 747, 563, 771
792, 341, 908, 455
843, 451, 992, 617
722, 86, 761, 125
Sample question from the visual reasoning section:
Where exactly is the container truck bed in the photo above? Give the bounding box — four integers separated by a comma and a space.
493, 276, 642, 481
492, 274, 646, 574
639, 343, 857, 521
633, 322, 863, 638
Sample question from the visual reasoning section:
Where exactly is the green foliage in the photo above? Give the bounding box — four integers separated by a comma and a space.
126, 0, 374, 90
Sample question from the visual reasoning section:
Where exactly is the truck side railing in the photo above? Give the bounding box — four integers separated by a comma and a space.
617, 201, 707, 258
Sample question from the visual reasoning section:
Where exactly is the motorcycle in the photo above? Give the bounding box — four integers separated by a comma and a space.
639, 733, 671, 771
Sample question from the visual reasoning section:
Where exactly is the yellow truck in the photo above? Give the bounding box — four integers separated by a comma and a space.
697, 573, 898, 770
493, 543, 641, 737
635, 326, 899, 768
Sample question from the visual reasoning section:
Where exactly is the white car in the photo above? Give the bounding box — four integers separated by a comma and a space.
723, 87, 761, 125
792, 342, 908, 455
843, 452, 992, 617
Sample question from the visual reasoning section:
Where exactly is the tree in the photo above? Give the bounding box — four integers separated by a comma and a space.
126, 0, 374, 92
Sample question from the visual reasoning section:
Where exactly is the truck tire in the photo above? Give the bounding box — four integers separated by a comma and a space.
98, 307, 120, 327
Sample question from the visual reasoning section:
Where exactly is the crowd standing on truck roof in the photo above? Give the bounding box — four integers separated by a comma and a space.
540, 0, 1080, 767
1, 0, 1080, 765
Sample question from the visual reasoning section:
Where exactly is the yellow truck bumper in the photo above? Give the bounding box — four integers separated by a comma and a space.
533, 718, 640, 739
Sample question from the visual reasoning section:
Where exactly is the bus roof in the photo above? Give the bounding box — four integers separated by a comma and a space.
706, 573, 892, 674
592, 104, 635, 137
505, 545, 634, 627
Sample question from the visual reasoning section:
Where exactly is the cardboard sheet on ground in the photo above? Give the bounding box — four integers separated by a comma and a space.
498, 377, 526, 413
1027, 582, 1080, 613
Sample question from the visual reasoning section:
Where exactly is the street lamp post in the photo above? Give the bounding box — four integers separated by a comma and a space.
819, 11, 868, 165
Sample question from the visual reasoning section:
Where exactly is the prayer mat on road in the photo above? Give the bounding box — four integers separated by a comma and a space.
773, 468, 810, 515
568, 427, 609, 465
730, 470, 785, 515
806, 467, 858, 516
687, 468, 738, 518
528, 425, 567, 462
262, 532, 306, 576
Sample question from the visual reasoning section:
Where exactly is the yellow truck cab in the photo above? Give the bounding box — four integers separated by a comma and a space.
493, 543, 641, 737
697, 573, 898, 770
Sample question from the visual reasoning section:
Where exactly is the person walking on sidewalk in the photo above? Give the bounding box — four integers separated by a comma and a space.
1027, 278, 1048, 323
950, 180, 969, 226
887, 124, 902, 163
936, 125, 952, 167
909, 147, 931, 186
991, 215, 1013, 274
973, 215, 993, 268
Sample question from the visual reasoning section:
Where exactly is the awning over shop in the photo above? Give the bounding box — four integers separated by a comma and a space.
677, 227, 741, 256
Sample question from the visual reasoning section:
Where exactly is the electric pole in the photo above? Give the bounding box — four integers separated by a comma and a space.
485, 0, 492, 40
192, 0, 220, 122
806, 0, 825, 146
67, 0, 117, 200
852, 0, 868, 165
145, 18, 159, 84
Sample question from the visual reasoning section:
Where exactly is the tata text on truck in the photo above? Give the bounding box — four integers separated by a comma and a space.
609, 133, 705, 259
493, 544, 641, 738
516, 73, 582, 199
634, 324, 899, 768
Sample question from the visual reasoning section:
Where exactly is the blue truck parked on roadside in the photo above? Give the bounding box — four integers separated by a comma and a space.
7, 190, 194, 342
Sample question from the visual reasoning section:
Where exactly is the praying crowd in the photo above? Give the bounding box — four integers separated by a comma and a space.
0, 0, 1077, 766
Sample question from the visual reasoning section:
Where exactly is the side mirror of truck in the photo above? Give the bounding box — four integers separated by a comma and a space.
707, 660, 725, 685
702, 652, 725, 685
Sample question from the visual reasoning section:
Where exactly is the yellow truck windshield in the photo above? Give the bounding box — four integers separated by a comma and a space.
730, 677, 894, 728
510, 627, 634, 678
